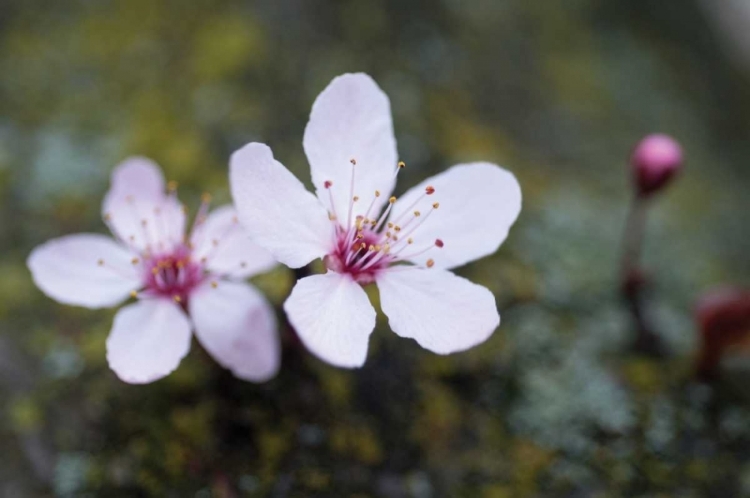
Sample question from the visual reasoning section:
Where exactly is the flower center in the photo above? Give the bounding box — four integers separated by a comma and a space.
143, 247, 203, 303
322, 159, 443, 283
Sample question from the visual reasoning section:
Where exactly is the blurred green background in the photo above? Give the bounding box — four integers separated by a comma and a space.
3, 0, 750, 496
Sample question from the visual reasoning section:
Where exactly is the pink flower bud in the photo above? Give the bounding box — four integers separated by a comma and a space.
630, 134, 683, 197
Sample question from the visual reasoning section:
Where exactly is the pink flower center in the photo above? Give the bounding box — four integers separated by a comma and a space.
142, 247, 203, 302
99, 189, 238, 304
322, 159, 443, 284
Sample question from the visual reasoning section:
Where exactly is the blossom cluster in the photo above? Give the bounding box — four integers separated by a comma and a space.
27, 73, 522, 383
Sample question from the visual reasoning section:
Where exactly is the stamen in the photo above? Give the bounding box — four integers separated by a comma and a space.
131, 257, 140, 265
211, 281, 218, 289
130, 290, 138, 298
426, 259, 435, 268
173, 295, 182, 303
435, 239, 444, 248
425, 185, 435, 195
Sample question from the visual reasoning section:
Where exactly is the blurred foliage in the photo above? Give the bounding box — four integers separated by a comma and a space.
3, 0, 750, 496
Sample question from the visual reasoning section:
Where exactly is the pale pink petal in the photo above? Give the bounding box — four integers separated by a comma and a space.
377, 267, 500, 354
106, 299, 192, 384
102, 157, 186, 253
283, 272, 376, 368
230, 142, 334, 268
390, 162, 521, 270
303, 73, 398, 227
27, 234, 142, 309
189, 280, 280, 382
191, 205, 277, 279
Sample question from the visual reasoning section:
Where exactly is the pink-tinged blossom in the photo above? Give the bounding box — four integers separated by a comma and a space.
27, 158, 280, 384
230, 73, 522, 368
630, 134, 683, 197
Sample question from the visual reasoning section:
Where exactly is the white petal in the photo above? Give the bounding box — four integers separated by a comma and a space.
191, 205, 277, 279
230, 142, 333, 268
390, 163, 521, 269
102, 157, 186, 252
377, 267, 500, 354
27, 234, 142, 309
303, 73, 398, 227
189, 280, 280, 382
106, 299, 192, 384
283, 272, 376, 368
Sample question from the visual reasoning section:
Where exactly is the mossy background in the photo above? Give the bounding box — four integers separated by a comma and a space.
3, 0, 750, 496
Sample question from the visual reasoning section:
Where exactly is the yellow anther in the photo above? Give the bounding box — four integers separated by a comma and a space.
389, 196, 397, 204
328, 212, 337, 221
201, 193, 212, 203
211, 281, 218, 289
130, 290, 138, 298
426, 259, 435, 268
413, 211, 421, 217
176, 261, 185, 268
360, 242, 367, 250
375, 245, 381, 251
383, 244, 391, 254
398, 161, 405, 169
375, 190, 381, 197
173, 295, 182, 303
432, 202, 440, 209
368, 244, 375, 252
167, 180, 178, 191
407, 237, 413, 244
97, 259, 104, 266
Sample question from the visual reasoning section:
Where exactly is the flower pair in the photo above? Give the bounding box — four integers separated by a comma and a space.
28, 73, 522, 383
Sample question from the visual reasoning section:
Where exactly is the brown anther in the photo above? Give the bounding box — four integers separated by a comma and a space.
375, 190, 381, 197
368, 245, 375, 252
387, 222, 394, 229
389, 196, 397, 204
353, 196, 359, 202
398, 161, 406, 169
425, 186, 435, 195
413, 211, 421, 217
97, 259, 105, 266
131, 258, 140, 265
167, 180, 178, 192
426, 259, 435, 268
435, 239, 444, 248
141, 219, 148, 227
201, 193, 212, 203
211, 281, 218, 289
385, 231, 392, 238
432, 202, 440, 209
240, 262, 247, 268
360, 242, 367, 250
356, 233, 364, 239
103, 213, 111, 221
394, 225, 401, 232
328, 212, 337, 221
393, 235, 399, 241
324, 180, 333, 189
200, 257, 207, 263
181, 205, 189, 214
350, 158, 357, 165
407, 237, 414, 244
212, 239, 219, 247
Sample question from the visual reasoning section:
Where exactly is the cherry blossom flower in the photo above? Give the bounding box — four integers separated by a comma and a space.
230, 73, 522, 368
27, 158, 280, 384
